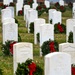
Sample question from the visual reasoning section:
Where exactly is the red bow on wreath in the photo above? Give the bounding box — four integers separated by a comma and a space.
28, 62, 36, 75
72, 67, 75, 75
49, 42, 56, 52
9, 42, 16, 55
57, 23, 64, 32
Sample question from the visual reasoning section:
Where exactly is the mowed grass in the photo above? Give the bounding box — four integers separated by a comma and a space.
0, 6, 72, 75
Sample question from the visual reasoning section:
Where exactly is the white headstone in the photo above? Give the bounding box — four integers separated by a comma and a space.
32, 3, 38, 9
2, 18, 15, 24
25, 8, 32, 27
28, 9, 38, 33
66, 19, 75, 42
45, 52, 71, 75
9, 0, 13, 3
24, 5, 30, 20
3, 23, 18, 44
3, 0, 10, 5
1, 9, 13, 23
44, 1, 50, 8
59, 43, 75, 64
6, 6, 14, 18
33, 0, 37, 3
73, 2, 75, 7
17, 0, 23, 4
40, 24, 54, 46
40, 24, 54, 56
52, 11, 62, 25
16, 3, 23, 16
73, 11, 75, 19
59, 0, 64, 6
49, 9, 56, 23
13, 42, 33, 74
34, 18, 45, 44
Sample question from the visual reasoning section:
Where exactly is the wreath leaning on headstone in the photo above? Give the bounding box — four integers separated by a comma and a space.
54, 22, 66, 34
16, 58, 43, 75
41, 39, 59, 56
1, 40, 17, 56
68, 31, 73, 43
29, 22, 34, 33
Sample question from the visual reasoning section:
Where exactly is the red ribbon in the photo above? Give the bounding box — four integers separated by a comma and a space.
19, 10, 23, 15
49, 42, 56, 52
57, 23, 64, 33
28, 62, 36, 75
72, 67, 75, 75
9, 42, 16, 55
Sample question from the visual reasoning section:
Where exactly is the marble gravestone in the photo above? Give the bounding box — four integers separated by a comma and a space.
24, 5, 30, 20
59, 43, 75, 64
49, 9, 56, 23
28, 9, 38, 33
2, 18, 15, 25
16, 3, 23, 16
40, 24, 54, 56
44, 1, 50, 8
40, 24, 54, 46
13, 42, 33, 74
73, 2, 75, 7
52, 10, 62, 25
3, 0, 10, 5
34, 18, 45, 44
59, 0, 64, 6
45, 52, 71, 75
6, 6, 14, 18
17, 0, 23, 4
66, 19, 75, 42
1, 9, 13, 23
9, 0, 13, 3
32, 2, 38, 9
3, 22, 18, 44
25, 8, 32, 27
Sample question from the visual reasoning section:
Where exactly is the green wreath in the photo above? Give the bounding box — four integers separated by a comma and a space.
29, 22, 34, 33
59, 6, 66, 13
41, 39, 58, 56
16, 59, 43, 75
68, 31, 73, 43
54, 23, 66, 34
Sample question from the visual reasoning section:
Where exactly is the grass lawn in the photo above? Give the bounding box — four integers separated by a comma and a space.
0, 5, 72, 75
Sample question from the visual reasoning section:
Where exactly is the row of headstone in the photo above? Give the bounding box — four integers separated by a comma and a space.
1, 6, 18, 44
33, 18, 54, 56
13, 42, 72, 75
23, 5, 38, 33
13, 45, 72, 75
3, 0, 13, 5
49, 9, 62, 25
13, 43, 72, 75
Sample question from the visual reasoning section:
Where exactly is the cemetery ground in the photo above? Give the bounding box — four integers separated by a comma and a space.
0, 6, 72, 75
